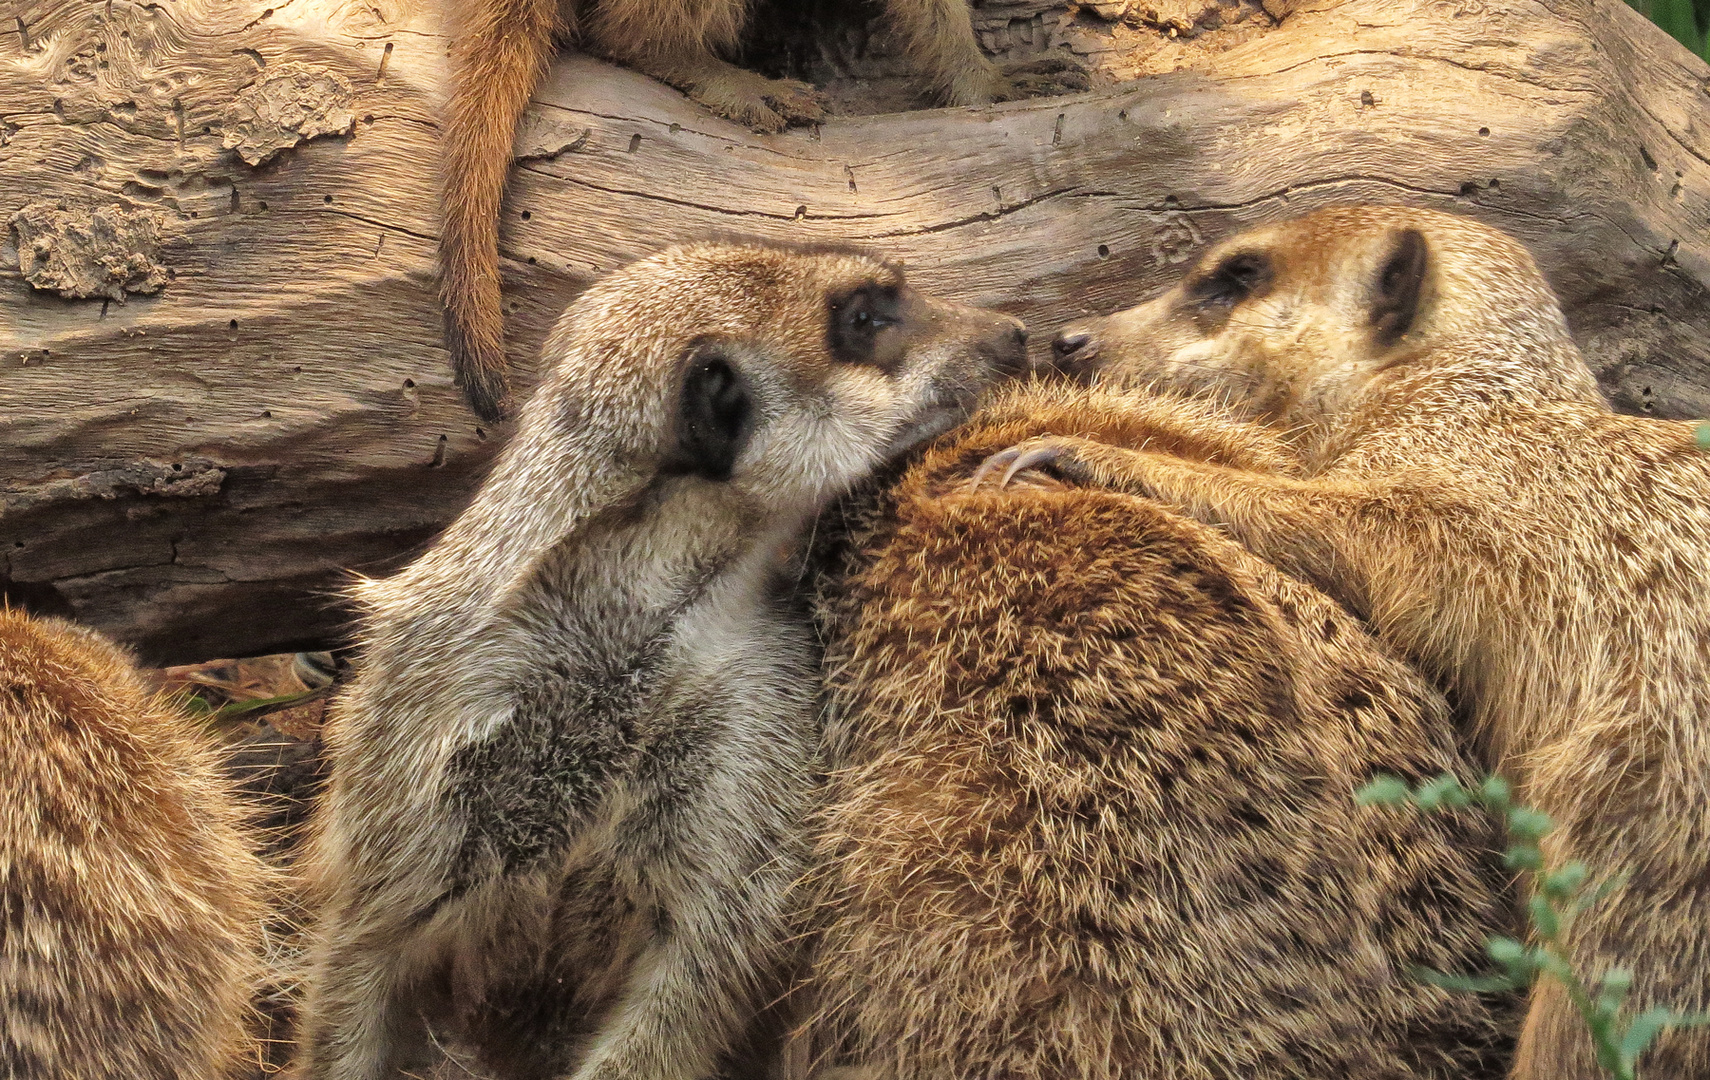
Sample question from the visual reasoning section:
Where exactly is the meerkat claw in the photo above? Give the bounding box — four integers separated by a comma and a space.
1003, 444, 1069, 486
971, 441, 1074, 489
969, 447, 1022, 489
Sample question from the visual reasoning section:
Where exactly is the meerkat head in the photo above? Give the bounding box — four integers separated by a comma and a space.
1048, 206, 1592, 430
541, 240, 1026, 512
423, 240, 1029, 606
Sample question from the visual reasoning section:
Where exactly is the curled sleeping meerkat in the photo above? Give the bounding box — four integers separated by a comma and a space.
0, 608, 269, 1080
293, 240, 1029, 1080
440, 0, 1082, 423
985, 205, 1710, 1079
791, 379, 1516, 1079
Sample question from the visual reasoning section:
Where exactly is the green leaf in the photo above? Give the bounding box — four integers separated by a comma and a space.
1408, 966, 1518, 993
1416, 774, 1469, 811
207, 688, 320, 720
1505, 844, 1545, 872
1507, 806, 1554, 843
1529, 895, 1561, 939
1618, 1006, 1683, 1065
1572, 871, 1632, 915
1542, 861, 1589, 900
1596, 968, 1633, 1015
1696, 422, 1710, 450
1478, 774, 1513, 810
1651, 0, 1705, 53
1356, 775, 1411, 806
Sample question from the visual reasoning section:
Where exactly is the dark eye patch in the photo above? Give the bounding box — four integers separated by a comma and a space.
827, 283, 903, 366
1187, 251, 1273, 309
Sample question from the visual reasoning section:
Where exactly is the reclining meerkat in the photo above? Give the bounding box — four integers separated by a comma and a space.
0, 608, 268, 1080
792, 379, 1516, 1080
985, 205, 1710, 1079
440, 0, 1081, 423
292, 240, 1030, 1080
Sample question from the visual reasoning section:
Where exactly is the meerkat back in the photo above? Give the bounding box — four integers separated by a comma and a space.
0, 609, 268, 1080
797, 382, 1516, 1079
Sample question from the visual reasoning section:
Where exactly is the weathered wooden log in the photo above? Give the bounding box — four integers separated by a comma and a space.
3, 0, 1708, 662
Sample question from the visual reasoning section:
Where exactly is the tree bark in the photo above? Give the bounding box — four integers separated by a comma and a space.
3, 0, 1708, 662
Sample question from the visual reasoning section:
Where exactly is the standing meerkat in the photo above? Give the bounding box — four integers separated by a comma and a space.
986, 205, 1710, 1079
293, 240, 1029, 1080
792, 379, 1516, 1079
439, 0, 1080, 422
0, 608, 268, 1080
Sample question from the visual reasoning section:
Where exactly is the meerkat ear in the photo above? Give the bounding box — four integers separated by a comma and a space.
666, 347, 754, 482
1371, 228, 1428, 347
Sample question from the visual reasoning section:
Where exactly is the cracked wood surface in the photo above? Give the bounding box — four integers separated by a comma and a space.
2, 0, 1709, 662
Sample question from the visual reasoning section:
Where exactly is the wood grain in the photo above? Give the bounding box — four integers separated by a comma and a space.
3, 0, 1708, 661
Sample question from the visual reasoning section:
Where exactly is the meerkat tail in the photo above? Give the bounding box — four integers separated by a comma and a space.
438, 0, 561, 424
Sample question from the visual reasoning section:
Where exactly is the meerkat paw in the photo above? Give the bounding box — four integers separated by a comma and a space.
970, 435, 1115, 491
942, 58, 1090, 107
688, 69, 827, 133
991, 57, 1092, 101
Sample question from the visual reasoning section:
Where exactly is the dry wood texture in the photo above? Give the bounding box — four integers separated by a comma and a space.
3, 0, 1709, 661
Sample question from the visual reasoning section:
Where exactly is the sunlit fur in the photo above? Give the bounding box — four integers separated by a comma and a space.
294, 241, 1025, 1080
0, 608, 269, 1080
1032, 205, 1710, 1079
790, 379, 1516, 1080
439, 0, 1007, 422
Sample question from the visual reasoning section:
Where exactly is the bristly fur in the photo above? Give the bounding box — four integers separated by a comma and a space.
294, 240, 1028, 1080
0, 608, 269, 1080
437, 0, 1017, 423
1029, 204, 1710, 1080
790, 379, 1518, 1080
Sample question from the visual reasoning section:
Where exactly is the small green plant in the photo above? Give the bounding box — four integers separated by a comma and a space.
1356, 773, 1707, 1080
1626, 0, 1710, 60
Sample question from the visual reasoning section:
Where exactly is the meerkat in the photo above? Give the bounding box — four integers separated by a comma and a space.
438, 0, 1081, 423
0, 607, 269, 1080
788, 378, 1517, 1079
982, 204, 1710, 1079
292, 240, 1029, 1080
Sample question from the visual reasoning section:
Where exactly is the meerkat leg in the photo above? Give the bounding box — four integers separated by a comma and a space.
300, 870, 559, 1079
643, 50, 826, 133
295, 913, 444, 1079
883, 0, 1088, 106
438, 0, 563, 423
568, 706, 811, 1080
585, 0, 824, 133
973, 435, 1387, 606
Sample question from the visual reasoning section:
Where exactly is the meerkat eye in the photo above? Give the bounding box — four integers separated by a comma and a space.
1189, 252, 1273, 309
828, 284, 904, 365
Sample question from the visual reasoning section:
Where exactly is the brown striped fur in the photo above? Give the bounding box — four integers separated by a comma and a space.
0, 608, 268, 1080
1016, 205, 1710, 1080
791, 380, 1517, 1079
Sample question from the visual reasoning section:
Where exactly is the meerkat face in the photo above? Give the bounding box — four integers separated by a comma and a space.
1048, 206, 1581, 427
526, 241, 1029, 526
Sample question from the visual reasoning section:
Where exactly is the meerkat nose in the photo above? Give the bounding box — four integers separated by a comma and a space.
1050, 328, 1098, 376
1053, 330, 1091, 358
